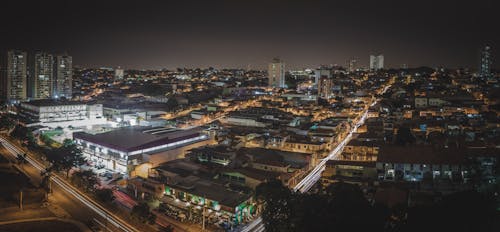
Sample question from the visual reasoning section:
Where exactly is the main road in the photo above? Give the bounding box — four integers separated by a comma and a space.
240, 83, 393, 232
0, 136, 139, 232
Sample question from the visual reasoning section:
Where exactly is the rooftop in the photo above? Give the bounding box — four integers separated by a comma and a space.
74, 126, 204, 153
170, 179, 252, 209
22, 99, 85, 107
377, 145, 468, 164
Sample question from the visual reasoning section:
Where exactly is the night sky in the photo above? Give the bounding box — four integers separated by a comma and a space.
1, 0, 499, 70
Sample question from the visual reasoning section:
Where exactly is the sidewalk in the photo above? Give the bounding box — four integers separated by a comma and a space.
0, 204, 52, 222
0, 217, 91, 232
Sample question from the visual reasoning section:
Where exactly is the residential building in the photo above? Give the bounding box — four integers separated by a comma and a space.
348, 58, 357, 72
115, 67, 124, 79
314, 67, 331, 85
33, 52, 54, 99
318, 76, 333, 99
479, 45, 492, 80
370, 54, 384, 71
5, 50, 28, 102
376, 145, 468, 182
322, 160, 377, 185
54, 55, 72, 99
268, 58, 285, 88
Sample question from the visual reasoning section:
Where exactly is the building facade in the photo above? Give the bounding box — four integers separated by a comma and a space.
314, 67, 331, 85
348, 58, 357, 73
6, 50, 28, 102
19, 100, 106, 128
318, 76, 333, 99
115, 67, 124, 79
54, 55, 72, 99
74, 127, 211, 174
268, 58, 285, 88
370, 54, 384, 71
479, 45, 492, 80
34, 52, 54, 99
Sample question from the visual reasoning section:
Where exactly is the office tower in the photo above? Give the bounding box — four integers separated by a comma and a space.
268, 58, 286, 88
5, 50, 28, 102
318, 76, 332, 99
479, 46, 492, 79
348, 58, 357, 72
314, 67, 331, 85
370, 54, 384, 71
54, 55, 72, 99
115, 66, 125, 79
33, 52, 54, 99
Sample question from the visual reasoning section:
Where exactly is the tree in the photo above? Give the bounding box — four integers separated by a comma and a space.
95, 188, 115, 202
143, 83, 165, 96
323, 182, 378, 231
131, 202, 156, 224
10, 125, 37, 148
255, 180, 295, 232
159, 225, 174, 232
41, 168, 52, 194
0, 116, 14, 131
404, 190, 499, 232
257, 181, 389, 232
165, 97, 179, 110
70, 170, 99, 192
46, 139, 86, 177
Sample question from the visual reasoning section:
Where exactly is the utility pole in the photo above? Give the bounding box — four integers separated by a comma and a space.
19, 189, 23, 211
202, 206, 206, 231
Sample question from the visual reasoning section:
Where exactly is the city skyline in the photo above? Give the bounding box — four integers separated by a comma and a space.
0, 0, 498, 70
0, 1, 499, 232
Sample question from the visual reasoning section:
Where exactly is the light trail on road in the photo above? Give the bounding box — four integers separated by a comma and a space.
0, 137, 138, 232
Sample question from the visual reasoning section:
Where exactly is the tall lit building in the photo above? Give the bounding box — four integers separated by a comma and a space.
479, 45, 492, 79
318, 76, 333, 99
115, 66, 125, 79
348, 58, 357, 72
370, 54, 384, 71
54, 55, 72, 99
33, 52, 54, 99
314, 67, 331, 85
268, 58, 286, 88
5, 50, 28, 102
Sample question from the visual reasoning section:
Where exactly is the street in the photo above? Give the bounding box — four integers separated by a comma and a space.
0, 136, 138, 232
239, 83, 393, 232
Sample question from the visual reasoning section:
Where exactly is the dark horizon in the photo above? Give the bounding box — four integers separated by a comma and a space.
1, 0, 499, 70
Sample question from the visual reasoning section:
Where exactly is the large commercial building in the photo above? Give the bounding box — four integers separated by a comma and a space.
54, 55, 72, 99
4, 50, 28, 102
33, 52, 54, 99
370, 54, 384, 71
73, 127, 212, 174
18, 99, 106, 128
268, 58, 285, 88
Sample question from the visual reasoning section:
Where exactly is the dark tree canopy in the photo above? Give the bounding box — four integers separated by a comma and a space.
95, 188, 115, 202
256, 181, 390, 232
257, 180, 499, 232
131, 202, 156, 224
46, 139, 86, 177
71, 170, 99, 192
395, 126, 416, 145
